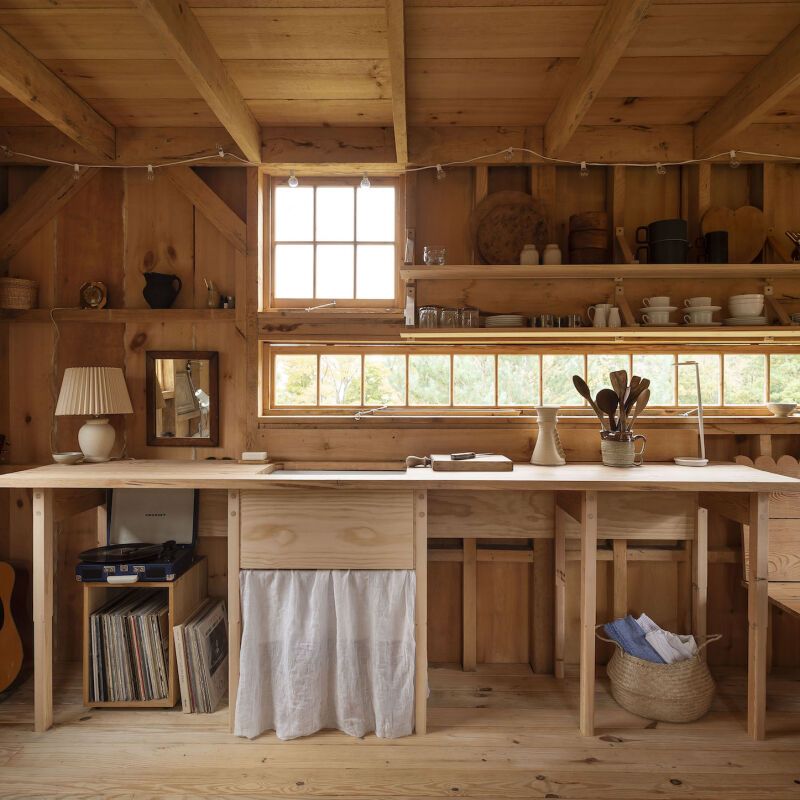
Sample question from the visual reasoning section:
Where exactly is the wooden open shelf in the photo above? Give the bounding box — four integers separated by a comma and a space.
400, 263, 800, 281
7, 308, 236, 324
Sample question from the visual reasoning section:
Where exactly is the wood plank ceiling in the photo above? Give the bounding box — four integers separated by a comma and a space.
1, 0, 800, 163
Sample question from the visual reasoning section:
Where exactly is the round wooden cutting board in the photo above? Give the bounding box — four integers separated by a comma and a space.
470, 191, 547, 265
701, 205, 767, 264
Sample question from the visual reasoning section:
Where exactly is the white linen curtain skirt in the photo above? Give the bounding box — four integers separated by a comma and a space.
234, 569, 416, 740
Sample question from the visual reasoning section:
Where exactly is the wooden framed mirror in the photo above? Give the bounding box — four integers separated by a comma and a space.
146, 351, 219, 447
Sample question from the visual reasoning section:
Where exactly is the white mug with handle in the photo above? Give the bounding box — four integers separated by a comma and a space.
588, 303, 611, 328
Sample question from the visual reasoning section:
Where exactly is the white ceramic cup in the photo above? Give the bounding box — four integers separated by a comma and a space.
642, 310, 670, 325
684, 297, 712, 307
588, 303, 612, 328
643, 296, 670, 307
684, 310, 712, 324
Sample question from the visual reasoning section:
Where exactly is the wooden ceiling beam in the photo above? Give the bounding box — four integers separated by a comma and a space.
0, 28, 115, 160
165, 166, 246, 253
132, 0, 262, 163
385, 0, 408, 164
543, 0, 653, 158
694, 24, 800, 157
0, 166, 99, 263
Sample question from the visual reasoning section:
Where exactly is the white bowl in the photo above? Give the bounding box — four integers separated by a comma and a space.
767, 403, 797, 417
52, 451, 84, 465
729, 300, 764, 317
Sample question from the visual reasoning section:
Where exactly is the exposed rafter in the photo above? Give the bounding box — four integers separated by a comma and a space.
0, 28, 115, 160
543, 0, 653, 158
132, 0, 262, 163
694, 24, 800, 157
0, 166, 99, 263
384, 0, 408, 164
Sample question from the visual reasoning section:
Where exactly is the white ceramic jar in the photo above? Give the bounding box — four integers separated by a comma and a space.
542, 243, 562, 265
520, 244, 540, 265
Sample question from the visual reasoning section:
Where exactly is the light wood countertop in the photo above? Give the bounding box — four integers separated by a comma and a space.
1, 459, 798, 492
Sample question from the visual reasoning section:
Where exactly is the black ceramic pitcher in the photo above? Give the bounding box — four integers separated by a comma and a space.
142, 272, 182, 309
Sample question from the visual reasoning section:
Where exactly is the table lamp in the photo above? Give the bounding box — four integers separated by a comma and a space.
55, 367, 133, 462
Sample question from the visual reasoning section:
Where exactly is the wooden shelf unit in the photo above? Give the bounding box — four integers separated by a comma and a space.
82, 558, 208, 709
400, 263, 800, 281
7, 308, 236, 324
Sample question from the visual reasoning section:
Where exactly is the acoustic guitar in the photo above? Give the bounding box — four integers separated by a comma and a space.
0, 561, 23, 693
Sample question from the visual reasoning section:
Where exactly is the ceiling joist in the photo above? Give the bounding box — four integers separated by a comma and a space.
543, 0, 654, 158
0, 28, 115, 160
132, 0, 262, 164
0, 166, 99, 263
694, 24, 800, 158
384, 0, 408, 164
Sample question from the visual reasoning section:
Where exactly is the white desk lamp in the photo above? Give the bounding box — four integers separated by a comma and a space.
673, 360, 708, 467
55, 367, 133, 462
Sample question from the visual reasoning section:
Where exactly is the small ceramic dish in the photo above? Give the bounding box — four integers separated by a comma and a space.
767, 403, 797, 417
52, 451, 84, 465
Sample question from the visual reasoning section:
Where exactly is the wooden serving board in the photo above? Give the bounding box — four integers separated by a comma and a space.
430, 454, 513, 472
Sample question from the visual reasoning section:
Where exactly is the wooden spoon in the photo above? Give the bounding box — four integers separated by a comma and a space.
627, 388, 650, 429
572, 375, 607, 428
596, 389, 620, 431
625, 378, 650, 414
610, 371, 628, 430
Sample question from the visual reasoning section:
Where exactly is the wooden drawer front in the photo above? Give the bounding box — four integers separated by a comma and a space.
240, 488, 414, 569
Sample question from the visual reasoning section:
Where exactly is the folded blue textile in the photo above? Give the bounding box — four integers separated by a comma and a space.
603, 615, 666, 664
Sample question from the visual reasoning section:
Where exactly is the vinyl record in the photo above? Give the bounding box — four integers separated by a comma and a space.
79, 542, 164, 564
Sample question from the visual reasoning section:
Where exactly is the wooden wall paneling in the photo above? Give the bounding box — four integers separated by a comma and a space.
193, 213, 239, 314
554, 165, 606, 257
622, 166, 682, 257
427, 557, 461, 663
462, 537, 476, 670
244, 168, 263, 445
123, 169, 195, 309
607, 165, 625, 262
531, 537, 554, 674
476, 559, 529, 664
55, 169, 124, 308
531, 164, 557, 244
683, 163, 712, 251
191, 168, 247, 221
413, 166, 472, 266
487, 165, 527, 195
710, 163, 761, 212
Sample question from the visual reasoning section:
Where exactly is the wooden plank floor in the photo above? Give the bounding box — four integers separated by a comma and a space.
1, 663, 799, 799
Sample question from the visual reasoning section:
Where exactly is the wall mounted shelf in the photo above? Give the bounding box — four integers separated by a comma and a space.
400, 264, 800, 281
6, 309, 237, 324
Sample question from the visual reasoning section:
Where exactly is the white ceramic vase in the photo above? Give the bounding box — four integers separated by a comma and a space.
520, 244, 540, 265
531, 405, 566, 466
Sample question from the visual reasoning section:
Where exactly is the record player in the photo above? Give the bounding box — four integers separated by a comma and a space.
76, 488, 199, 583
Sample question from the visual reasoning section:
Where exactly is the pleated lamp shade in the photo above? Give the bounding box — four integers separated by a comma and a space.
55, 367, 134, 417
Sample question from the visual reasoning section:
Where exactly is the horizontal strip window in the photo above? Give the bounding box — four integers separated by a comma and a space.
263, 345, 800, 414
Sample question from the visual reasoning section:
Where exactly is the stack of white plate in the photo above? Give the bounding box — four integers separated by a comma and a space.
724, 293, 767, 326
723, 316, 768, 326
485, 315, 528, 328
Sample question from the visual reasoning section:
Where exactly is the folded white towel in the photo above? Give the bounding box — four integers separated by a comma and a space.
636, 613, 698, 664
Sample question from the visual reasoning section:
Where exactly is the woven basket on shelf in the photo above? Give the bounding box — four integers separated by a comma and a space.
598, 627, 721, 723
0, 277, 38, 310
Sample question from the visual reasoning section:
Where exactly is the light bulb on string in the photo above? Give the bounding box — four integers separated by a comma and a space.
579, 161, 589, 178
504, 147, 514, 162
656, 162, 666, 175
287, 171, 299, 188
73, 164, 81, 181
360, 172, 371, 189
435, 164, 446, 181
146, 164, 155, 182
729, 150, 740, 169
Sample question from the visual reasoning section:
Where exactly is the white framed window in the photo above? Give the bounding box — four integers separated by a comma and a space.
269, 177, 400, 308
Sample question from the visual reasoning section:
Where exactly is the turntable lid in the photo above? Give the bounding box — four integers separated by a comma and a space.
108, 488, 197, 547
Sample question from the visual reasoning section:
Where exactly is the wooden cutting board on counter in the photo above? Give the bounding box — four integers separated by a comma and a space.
430, 454, 513, 472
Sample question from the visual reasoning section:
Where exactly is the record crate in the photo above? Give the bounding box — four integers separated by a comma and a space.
82, 558, 207, 708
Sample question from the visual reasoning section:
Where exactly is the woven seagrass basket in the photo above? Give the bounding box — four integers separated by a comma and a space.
0, 277, 38, 310
598, 627, 721, 723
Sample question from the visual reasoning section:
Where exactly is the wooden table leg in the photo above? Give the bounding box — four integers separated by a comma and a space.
33, 489, 54, 733
579, 491, 598, 737
748, 492, 769, 740
554, 506, 566, 679
228, 490, 241, 733
692, 505, 708, 658
414, 490, 428, 735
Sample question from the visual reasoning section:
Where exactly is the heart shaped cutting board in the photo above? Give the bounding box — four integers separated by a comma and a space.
701, 205, 766, 264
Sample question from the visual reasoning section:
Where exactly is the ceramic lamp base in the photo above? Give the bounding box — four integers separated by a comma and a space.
78, 418, 116, 462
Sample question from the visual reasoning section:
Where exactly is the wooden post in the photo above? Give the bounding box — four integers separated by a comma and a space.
579, 491, 598, 737
414, 490, 428, 735
747, 492, 769, 741
693, 506, 709, 658
33, 489, 54, 733
554, 507, 567, 679
462, 538, 477, 671
612, 539, 627, 619
532, 538, 554, 674
227, 490, 241, 733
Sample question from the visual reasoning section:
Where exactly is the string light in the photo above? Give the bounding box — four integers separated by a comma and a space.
287, 171, 299, 188
729, 150, 740, 169
435, 164, 446, 181
503, 146, 514, 162
360, 172, 371, 189
72, 163, 80, 181
656, 162, 666, 175
146, 164, 155, 182
579, 161, 589, 177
